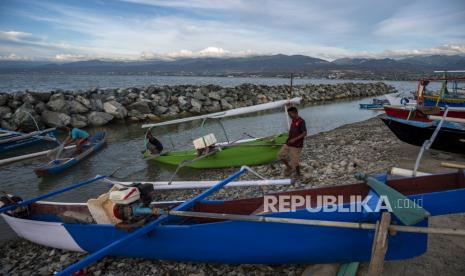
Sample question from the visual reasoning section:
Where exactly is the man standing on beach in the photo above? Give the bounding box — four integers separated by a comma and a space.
278, 106, 307, 177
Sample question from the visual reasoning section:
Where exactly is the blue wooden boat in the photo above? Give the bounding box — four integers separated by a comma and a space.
359, 103, 384, 109
1, 169, 464, 267
33, 131, 106, 177
0, 128, 57, 154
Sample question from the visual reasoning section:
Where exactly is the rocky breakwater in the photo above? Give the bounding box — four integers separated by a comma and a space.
0, 82, 395, 131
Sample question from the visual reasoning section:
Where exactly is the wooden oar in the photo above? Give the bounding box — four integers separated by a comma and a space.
354, 173, 430, 226
57, 167, 248, 276
0, 175, 106, 214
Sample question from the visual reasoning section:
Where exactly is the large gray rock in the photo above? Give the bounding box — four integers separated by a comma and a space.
30, 92, 51, 102
10, 105, 41, 132
193, 90, 206, 100
76, 95, 91, 109
71, 114, 88, 128
208, 91, 221, 100
103, 100, 127, 119
0, 106, 12, 119
90, 99, 103, 111
87, 111, 113, 126
67, 100, 89, 114
220, 99, 233, 110
153, 106, 168, 115
128, 101, 151, 114
0, 94, 9, 106
22, 93, 36, 105
49, 93, 64, 101
34, 101, 47, 113
47, 98, 67, 112
41, 110, 71, 127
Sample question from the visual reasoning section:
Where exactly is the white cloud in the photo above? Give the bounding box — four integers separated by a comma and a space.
0, 31, 33, 41
0, 53, 33, 61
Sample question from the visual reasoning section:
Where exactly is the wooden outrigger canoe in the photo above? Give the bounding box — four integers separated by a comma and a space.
1, 169, 465, 270
142, 98, 301, 169
144, 133, 287, 168
34, 131, 106, 177
380, 115, 465, 154
0, 128, 57, 154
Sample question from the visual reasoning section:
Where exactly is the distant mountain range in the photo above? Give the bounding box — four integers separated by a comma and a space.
1, 54, 465, 80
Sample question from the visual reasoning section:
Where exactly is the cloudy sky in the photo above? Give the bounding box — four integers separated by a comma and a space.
0, 0, 464, 61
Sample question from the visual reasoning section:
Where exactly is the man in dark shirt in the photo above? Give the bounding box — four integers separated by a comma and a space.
278, 106, 307, 176
146, 131, 163, 154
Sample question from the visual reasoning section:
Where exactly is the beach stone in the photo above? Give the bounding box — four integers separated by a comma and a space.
103, 100, 128, 119
190, 99, 202, 113
41, 110, 71, 127
128, 101, 151, 114
87, 111, 113, 126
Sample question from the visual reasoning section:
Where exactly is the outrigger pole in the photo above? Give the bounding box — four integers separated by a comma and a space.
0, 175, 106, 214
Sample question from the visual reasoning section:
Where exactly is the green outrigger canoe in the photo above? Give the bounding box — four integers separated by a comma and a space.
144, 133, 288, 169
142, 97, 301, 169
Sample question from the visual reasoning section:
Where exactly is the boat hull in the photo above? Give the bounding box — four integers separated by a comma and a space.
381, 116, 465, 154
0, 129, 56, 154
424, 95, 465, 107
151, 133, 288, 169
3, 171, 465, 264
34, 132, 106, 177
384, 105, 465, 122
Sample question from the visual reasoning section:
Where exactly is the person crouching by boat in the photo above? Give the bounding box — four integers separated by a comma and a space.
146, 131, 163, 155
59, 124, 89, 154
278, 106, 307, 177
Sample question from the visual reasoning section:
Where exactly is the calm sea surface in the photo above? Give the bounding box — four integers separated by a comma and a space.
0, 75, 420, 241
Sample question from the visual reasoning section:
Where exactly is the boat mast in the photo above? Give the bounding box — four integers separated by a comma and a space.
284, 73, 293, 130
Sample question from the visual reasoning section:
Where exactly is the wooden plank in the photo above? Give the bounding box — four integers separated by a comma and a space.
441, 161, 465, 170
368, 212, 391, 276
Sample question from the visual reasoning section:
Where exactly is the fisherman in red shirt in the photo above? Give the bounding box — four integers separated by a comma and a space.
278, 106, 307, 177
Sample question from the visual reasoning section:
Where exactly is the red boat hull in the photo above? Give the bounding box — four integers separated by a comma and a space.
384, 105, 465, 122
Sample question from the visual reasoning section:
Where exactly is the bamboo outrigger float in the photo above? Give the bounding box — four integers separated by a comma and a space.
141, 98, 301, 169
1, 167, 465, 275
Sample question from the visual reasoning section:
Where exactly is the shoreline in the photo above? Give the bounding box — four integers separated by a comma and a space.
1, 115, 464, 275
0, 82, 395, 132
